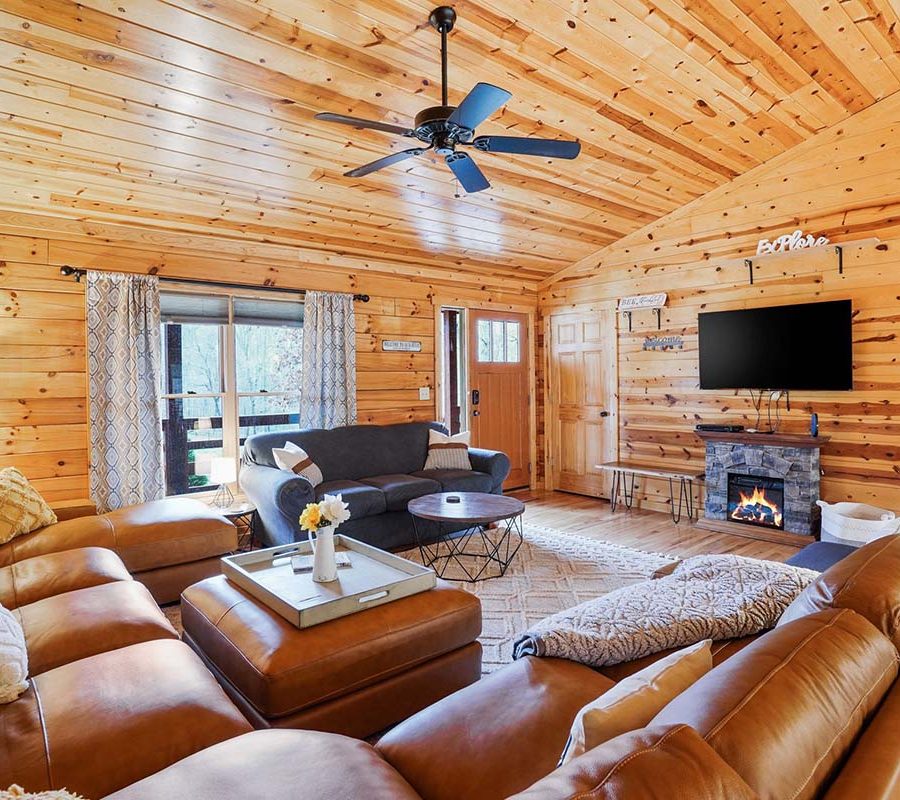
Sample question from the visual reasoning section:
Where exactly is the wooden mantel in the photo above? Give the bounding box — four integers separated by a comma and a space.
694, 430, 830, 449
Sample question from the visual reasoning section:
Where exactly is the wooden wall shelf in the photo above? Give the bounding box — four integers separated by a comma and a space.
694, 430, 829, 449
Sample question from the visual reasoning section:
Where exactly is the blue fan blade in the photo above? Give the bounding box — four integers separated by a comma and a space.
345, 148, 425, 178
447, 83, 512, 131
472, 136, 580, 159
446, 153, 490, 193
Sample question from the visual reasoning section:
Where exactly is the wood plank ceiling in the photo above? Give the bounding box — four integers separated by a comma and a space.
1, 0, 900, 289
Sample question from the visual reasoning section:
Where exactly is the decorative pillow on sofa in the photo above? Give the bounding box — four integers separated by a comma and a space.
423, 430, 472, 471
0, 468, 57, 545
559, 640, 713, 765
272, 442, 323, 487
1, 787, 85, 799
0, 605, 28, 704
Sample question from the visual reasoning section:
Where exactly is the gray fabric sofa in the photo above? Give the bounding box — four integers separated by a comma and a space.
239, 421, 510, 549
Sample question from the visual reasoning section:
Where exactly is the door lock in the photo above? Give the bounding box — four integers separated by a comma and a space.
600, 411, 610, 417
471, 389, 480, 405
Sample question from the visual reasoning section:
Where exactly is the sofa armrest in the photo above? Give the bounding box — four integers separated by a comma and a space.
239, 464, 315, 547
468, 448, 511, 493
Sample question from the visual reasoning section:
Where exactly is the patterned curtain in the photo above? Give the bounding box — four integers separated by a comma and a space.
86, 272, 164, 512
300, 291, 357, 429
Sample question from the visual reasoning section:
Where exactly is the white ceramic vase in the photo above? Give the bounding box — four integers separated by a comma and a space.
310, 524, 338, 583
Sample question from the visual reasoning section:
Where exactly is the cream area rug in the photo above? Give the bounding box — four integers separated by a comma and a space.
164, 524, 674, 674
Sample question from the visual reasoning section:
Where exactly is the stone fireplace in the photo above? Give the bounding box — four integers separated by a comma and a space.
697, 431, 824, 537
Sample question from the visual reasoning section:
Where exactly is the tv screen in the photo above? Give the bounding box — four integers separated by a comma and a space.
698, 300, 853, 391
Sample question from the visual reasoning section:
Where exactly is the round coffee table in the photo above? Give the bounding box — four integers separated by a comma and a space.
407, 492, 525, 582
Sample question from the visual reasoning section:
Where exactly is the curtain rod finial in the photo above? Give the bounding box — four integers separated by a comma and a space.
60, 266, 87, 283
353, 294, 370, 303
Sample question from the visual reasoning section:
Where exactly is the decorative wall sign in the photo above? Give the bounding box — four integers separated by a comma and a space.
756, 229, 830, 255
382, 340, 422, 352
642, 335, 684, 351
618, 292, 667, 310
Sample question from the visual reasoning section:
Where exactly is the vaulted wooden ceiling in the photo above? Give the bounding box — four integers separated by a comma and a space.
2, 0, 900, 288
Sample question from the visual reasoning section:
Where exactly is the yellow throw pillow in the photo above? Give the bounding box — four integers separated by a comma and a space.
0, 468, 57, 545
560, 639, 713, 765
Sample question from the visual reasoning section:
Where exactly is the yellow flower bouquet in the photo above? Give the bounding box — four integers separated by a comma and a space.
299, 493, 351, 533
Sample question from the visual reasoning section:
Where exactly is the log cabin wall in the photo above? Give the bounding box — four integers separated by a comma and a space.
541, 92, 900, 516
0, 219, 535, 505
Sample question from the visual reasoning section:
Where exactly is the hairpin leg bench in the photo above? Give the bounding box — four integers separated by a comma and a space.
596, 461, 704, 524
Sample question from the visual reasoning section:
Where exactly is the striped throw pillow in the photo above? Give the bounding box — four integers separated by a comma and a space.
272, 442, 324, 487
0, 468, 57, 546
423, 430, 472, 471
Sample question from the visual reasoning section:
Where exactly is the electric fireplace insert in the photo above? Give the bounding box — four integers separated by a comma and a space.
727, 473, 785, 530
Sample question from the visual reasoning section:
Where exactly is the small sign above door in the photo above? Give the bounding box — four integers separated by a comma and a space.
382, 340, 422, 352
618, 292, 667, 310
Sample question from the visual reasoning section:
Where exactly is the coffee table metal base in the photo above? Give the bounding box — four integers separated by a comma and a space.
412, 514, 524, 582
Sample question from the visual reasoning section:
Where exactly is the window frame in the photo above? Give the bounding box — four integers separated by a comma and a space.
159, 284, 303, 496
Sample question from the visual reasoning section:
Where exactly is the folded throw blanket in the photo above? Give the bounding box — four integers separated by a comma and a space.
513, 555, 818, 668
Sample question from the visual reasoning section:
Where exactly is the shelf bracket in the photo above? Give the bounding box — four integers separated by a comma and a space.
835, 245, 843, 275
623, 310, 633, 332
745, 258, 754, 285
653, 307, 661, 329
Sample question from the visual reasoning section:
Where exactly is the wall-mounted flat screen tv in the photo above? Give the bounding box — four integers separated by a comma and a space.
698, 299, 853, 391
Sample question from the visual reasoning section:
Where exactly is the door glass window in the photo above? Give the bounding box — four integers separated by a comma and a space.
476, 319, 521, 363
477, 319, 492, 362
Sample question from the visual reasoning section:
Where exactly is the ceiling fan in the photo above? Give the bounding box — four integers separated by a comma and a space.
314, 6, 581, 194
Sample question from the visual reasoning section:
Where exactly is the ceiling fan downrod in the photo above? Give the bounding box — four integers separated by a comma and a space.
429, 6, 456, 107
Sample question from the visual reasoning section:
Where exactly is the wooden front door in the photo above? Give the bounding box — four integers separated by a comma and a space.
468, 310, 530, 490
548, 310, 617, 497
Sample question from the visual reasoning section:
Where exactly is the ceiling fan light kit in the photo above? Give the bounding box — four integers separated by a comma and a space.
315, 6, 581, 194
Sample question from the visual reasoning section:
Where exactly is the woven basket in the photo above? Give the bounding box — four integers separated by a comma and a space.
817, 500, 900, 547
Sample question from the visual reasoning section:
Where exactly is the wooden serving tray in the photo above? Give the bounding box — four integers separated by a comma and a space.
221, 535, 436, 628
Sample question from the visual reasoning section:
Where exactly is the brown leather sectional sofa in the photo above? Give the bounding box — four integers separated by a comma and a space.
2, 535, 899, 798
0, 498, 237, 603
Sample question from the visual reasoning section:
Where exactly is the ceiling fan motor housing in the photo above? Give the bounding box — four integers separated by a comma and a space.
413, 105, 473, 153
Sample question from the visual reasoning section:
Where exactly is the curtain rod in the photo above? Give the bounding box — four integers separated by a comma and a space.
58, 267, 370, 302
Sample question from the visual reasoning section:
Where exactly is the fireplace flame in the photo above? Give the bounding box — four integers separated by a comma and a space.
731, 485, 784, 528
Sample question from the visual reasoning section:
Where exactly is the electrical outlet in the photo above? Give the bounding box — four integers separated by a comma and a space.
419, 386, 431, 401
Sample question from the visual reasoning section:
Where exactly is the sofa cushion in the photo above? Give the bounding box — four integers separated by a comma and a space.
103, 729, 422, 800
412, 469, 494, 494
0, 547, 131, 609
0, 515, 115, 569
360, 474, 441, 512
509, 725, 759, 800
778, 533, 900, 647
315, 480, 386, 519
653, 608, 899, 800
0, 468, 57, 545
377, 656, 615, 800
245, 422, 442, 481
181, 576, 481, 719
14, 580, 178, 675
560, 639, 713, 765
0, 639, 252, 799
103, 498, 237, 573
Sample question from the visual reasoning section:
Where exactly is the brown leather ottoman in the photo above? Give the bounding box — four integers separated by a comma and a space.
181, 575, 483, 738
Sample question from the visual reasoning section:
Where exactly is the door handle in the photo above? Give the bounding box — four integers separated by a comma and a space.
473, 410, 480, 417
471, 389, 480, 406
600, 411, 610, 417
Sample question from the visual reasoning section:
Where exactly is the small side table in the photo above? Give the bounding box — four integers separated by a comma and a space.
408, 492, 525, 582
215, 501, 258, 552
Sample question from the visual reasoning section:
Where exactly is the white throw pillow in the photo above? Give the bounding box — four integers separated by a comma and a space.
423, 430, 472, 471
559, 639, 713, 765
0, 605, 28, 704
272, 441, 323, 487
1, 787, 85, 799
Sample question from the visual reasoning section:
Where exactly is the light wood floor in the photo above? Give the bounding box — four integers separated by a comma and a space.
511, 490, 802, 563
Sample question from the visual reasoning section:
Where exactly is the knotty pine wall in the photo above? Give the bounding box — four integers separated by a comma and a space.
541, 92, 900, 516
0, 224, 535, 504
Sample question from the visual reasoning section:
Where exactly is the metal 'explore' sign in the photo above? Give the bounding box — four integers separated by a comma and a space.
618, 292, 667, 310
382, 340, 422, 352
756, 229, 830, 255
642, 335, 683, 351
